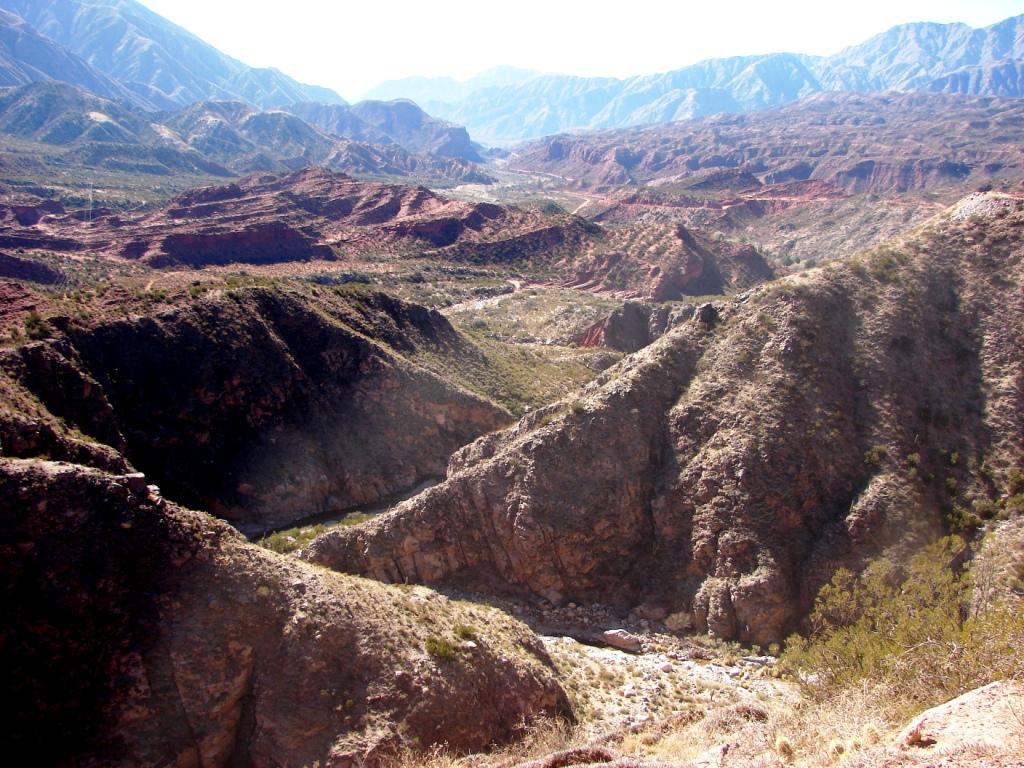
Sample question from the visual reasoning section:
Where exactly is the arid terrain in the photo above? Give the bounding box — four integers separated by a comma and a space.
1, 2, 1023, 767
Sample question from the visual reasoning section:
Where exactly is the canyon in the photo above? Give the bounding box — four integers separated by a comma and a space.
0, 2, 1022, 766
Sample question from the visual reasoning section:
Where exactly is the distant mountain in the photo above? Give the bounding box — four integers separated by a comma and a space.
163, 99, 491, 180
286, 100, 483, 162
388, 15, 1024, 144
363, 66, 539, 104
0, 9, 144, 106
0, 82, 492, 184
0, 0, 344, 110
825, 16, 1024, 90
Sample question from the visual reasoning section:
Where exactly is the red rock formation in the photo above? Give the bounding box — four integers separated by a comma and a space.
563, 224, 774, 300
0, 168, 594, 268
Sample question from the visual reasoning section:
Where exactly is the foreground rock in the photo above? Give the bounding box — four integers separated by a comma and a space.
0, 458, 569, 766
898, 680, 1023, 752
305, 193, 1024, 643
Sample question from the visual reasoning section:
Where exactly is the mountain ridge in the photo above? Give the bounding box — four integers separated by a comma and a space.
0, 0, 345, 110
371, 14, 1024, 144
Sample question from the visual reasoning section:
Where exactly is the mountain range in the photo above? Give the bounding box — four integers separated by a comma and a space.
374, 15, 1024, 144
0, 0, 343, 110
0, 81, 491, 185
0, 0, 495, 188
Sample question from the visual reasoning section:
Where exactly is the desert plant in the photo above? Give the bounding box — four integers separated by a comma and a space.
782, 536, 1024, 711
424, 636, 456, 661
24, 311, 51, 340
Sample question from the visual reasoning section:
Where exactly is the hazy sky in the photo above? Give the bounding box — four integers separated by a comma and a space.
139, 0, 1024, 101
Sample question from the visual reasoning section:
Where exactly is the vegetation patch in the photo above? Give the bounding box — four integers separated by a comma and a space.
781, 536, 1024, 715
424, 636, 457, 661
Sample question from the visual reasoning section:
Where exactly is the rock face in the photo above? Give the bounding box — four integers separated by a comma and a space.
0, 287, 510, 532
0, 458, 569, 767
0, 167, 591, 268
511, 93, 1024, 193
0, 251, 66, 284
304, 194, 1024, 644
575, 301, 697, 353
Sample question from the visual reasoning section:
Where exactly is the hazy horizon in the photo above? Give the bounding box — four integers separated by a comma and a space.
136, 1, 1024, 101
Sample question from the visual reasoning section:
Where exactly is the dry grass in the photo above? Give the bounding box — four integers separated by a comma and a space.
380, 718, 579, 768
379, 681, 906, 768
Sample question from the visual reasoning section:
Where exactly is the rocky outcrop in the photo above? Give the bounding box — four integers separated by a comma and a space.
575, 301, 697, 353
0, 458, 568, 767
0, 286, 511, 532
305, 195, 1024, 644
564, 224, 775, 301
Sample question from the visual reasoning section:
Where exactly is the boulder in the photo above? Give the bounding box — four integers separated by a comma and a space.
601, 629, 643, 653
897, 680, 1024, 752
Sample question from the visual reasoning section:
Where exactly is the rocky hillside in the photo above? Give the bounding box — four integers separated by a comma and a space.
304, 192, 1024, 645
0, 81, 231, 177
407, 15, 1024, 143
0, 0, 343, 109
0, 458, 568, 766
0, 285, 514, 533
511, 92, 1024, 192
0, 167, 588, 267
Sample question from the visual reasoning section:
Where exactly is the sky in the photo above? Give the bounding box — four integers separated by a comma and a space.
139, 0, 1024, 101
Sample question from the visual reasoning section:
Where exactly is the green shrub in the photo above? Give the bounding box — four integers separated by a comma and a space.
24, 311, 51, 340
454, 624, 477, 641
424, 636, 456, 660
904, 452, 920, 480
863, 445, 888, 467
1008, 468, 1024, 496
782, 536, 1024, 712
946, 503, 982, 532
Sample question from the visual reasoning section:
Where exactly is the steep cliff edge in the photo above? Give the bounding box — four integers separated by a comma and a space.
0, 458, 568, 767
0, 286, 510, 532
305, 193, 1024, 644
